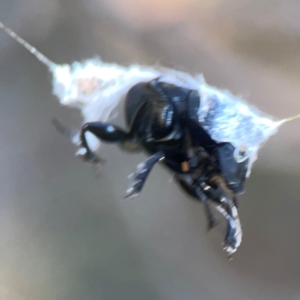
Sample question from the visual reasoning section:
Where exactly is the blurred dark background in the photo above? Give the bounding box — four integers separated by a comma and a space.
1, 0, 300, 299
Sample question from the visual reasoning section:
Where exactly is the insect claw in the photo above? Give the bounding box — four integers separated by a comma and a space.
223, 237, 238, 257
52, 117, 78, 140
76, 147, 87, 156
76, 147, 106, 165
124, 187, 139, 199
127, 173, 135, 179
233, 196, 239, 208
227, 254, 233, 261
136, 162, 145, 172
207, 219, 220, 232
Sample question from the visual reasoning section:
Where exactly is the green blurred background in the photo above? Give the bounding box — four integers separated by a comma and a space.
1, 0, 300, 299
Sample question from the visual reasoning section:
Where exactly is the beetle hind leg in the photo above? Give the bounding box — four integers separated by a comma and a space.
203, 199, 220, 231
194, 187, 219, 231
79, 122, 129, 163
175, 176, 219, 231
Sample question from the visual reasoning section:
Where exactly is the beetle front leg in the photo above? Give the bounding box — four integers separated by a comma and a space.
79, 122, 129, 163
125, 151, 165, 198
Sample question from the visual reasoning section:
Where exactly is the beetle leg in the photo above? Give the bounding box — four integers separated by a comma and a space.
125, 151, 165, 199
213, 203, 242, 258
79, 122, 129, 163
233, 196, 239, 208
52, 118, 106, 164
199, 182, 242, 257
194, 186, 219, 231
52, 118, 76, 139
204, 199, 220, 231
174, 175, 219, 230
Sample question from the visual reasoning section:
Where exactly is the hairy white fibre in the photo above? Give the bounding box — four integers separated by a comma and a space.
0, 20, 296, 175
51, 59, 206, 152
51, 58, 282, 175
198, 84, 283, 176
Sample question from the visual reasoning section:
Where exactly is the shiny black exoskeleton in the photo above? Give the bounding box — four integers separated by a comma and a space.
79, 78, 248, 252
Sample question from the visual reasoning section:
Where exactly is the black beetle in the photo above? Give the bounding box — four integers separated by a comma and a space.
2, 20, 299, 258
77, 77, 244, 256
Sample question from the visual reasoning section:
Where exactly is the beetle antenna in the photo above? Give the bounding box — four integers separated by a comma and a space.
0, 21, 58, 71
